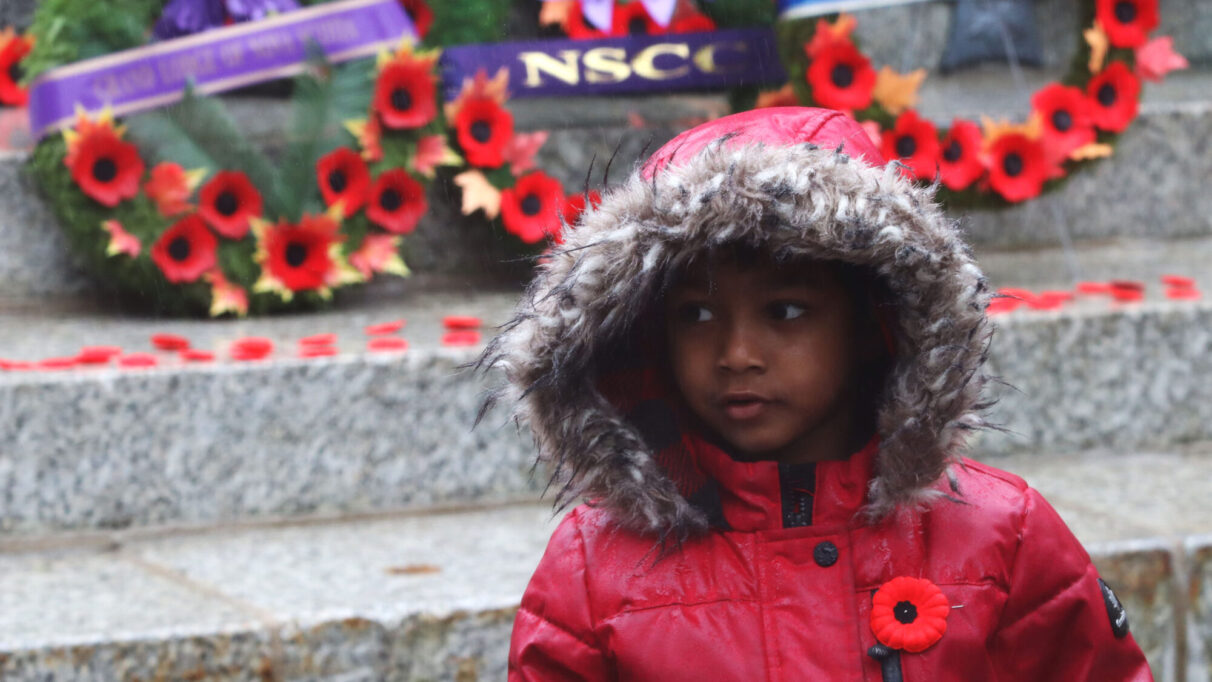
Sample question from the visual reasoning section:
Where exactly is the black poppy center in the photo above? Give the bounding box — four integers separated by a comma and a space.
7, 61, 22, 84
1003, 152, 1025, 177
329, 169, 349, 194
379, 188, 403, 212
1052, 109, 1073, 132
895, 136, 917, 159
1097, 83, 1117, 107
470, 120, 493, 144
830, 63, 855, 89
167, 236, 191, 262
893, 600, 918, 625
92, 157, 118, 183
628, 17, 648, 34
1114, 1, 1137, 23
284, 242, 309, 268
943, 139, 963, 163
215, 190, 239, 216
390, 87, 413, 112
520, 194, 542, 216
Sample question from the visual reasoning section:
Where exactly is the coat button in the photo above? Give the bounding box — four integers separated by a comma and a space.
814, 541, 839, 567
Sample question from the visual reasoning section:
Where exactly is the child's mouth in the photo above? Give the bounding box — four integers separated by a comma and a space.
722, 397, 769, 420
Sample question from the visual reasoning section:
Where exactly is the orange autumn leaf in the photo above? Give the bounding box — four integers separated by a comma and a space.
1085, 22, 1110, 74
205, 269, 249, 318
539, 0, 574, 26
411, 134, 461, 177
981, 113, 1042, 148
502, 131, 548, 175
873, 67, 927, 116
454, 170, 502, 219
1135, 36, 1188, 82
1069, 142, 1114, 160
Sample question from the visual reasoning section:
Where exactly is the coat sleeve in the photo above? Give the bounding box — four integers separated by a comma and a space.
509, 508, 612, 681
989, 487, 1154, 681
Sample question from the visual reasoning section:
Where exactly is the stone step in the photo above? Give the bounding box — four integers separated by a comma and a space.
1, 237, 1210, 535
1, 446, 1209, 682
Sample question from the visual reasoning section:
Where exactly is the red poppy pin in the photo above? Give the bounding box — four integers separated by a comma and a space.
871, 576, 950, 653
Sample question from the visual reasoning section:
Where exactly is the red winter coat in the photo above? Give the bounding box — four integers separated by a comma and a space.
483, 108, 1153, 681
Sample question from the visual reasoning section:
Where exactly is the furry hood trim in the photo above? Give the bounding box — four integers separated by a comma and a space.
479, 108, 996, 539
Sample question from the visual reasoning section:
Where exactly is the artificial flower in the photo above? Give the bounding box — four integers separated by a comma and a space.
502, 131, 548, 175
871, 577, 950, 653
199, 170, 262, 238
366, 169, 427, 234
881, 110, 940, 180
987, 133, 1050, 203
399, 0, 433, 39
671, 13, 717, 33
0, 29, 33, 107
938, 119, 985, 191
454, 97, 515, 168
349, 233, 409, 279
1095, 0, 1159, 48
101, 219, 141, 258
253, 212, 357, 300
556, 190, 602, 244
150, 214, 218, 283
805, 38, 876, 112
445, 67, 510, 119
344, 116, 383, 162
612, 2, 664, 35
144, 163, 205, 217
453, 170, 502, 218
500, 171, 565, 244
805, 13, 858, 57
62, 110, 144, 207
204, 268, 249, 317
1135, 36, 1188, 82
1086, 62, 1140, 132
1031, 84, 1095, 163
410, 134, 461, 177
316, 147, 370, 215
373, 43, 439, 129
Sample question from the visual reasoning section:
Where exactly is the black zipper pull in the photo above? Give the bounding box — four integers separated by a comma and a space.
867, 643, 904, 682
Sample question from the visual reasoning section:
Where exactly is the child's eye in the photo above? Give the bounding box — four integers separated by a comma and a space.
768, 302, 807, 320
676, 304, 714, 323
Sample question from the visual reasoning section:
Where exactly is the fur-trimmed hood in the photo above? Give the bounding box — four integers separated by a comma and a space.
480, 108, 995, 539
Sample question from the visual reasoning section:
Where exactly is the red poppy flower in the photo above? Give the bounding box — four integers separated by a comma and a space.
501, 171, 565, 244
1095, 0, 1159, 48
1086, 62, 1140, 133
199, 171, 262, 238
398, 0, 433, 39
871, 577, 949, 653
987, 133, 1050, 203
373, 56, 438, 129
938, 119, 985, 191
557, 190, 602, 243
612, 2, 665, 36
443, 316, 482, 330
1031, 84, 1096, 163
254, 214, 346, 297
805, 39, 876, 112
880, 110, 940, 181
316, 147, 370, 215
144, 162, 202, 217
671, 13, 717, 34
366, 169, 427, 234
0, 31, 33, 107
150, 214, 218, 283
454, 97, 514, 168
65, 126, 144, 207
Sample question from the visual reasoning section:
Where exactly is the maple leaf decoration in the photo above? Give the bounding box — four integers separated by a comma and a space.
873, 67, 927, 116
1085, 23, 1110, 74
540, 0, 574, 26
454, 170, 502, 219
1135, 36, 1187, 82
445, 68, 510, 120
411, 134, 461, 177
502, 131, 548, 175
806, 13, 857, 56
1070, 142, 1114, 160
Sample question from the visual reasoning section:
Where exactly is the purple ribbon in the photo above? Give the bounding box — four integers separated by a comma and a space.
439, 28, 786, 100
153, 0, 302, 41
28, 0, 415, 139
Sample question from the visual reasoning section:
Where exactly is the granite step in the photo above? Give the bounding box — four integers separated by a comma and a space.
1, 237, 1210, 535
1, 446, 1209, 682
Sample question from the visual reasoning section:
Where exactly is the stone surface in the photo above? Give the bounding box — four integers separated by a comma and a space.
1187, 537, 1212, 682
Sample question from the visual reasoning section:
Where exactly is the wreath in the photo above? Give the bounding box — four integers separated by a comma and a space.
757, 0, 1185, 205
19, 0, 533, 317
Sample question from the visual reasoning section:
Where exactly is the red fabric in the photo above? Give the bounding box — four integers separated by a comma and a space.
509, 456, 1154, 680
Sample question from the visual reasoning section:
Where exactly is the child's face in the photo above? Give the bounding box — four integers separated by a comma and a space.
664, 257, 865, 464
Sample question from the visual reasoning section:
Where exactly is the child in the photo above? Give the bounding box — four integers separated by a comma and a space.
482, 108, 1152, 681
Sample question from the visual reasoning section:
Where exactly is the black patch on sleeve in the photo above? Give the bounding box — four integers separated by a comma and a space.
1098, 578, 1130, 638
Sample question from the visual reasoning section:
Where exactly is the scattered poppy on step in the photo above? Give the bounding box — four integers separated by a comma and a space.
1086, 62, 1140, 133
501, 171, 565, 244
442, 315, 481, 330
316, 147, 370, 215
300, 345, 339, 358
454, 97, 514, 168
119, 353, 158, 368
231, 336, 273, 361
373, 45, 438, 129
938, 119, 985, 191
365, 320, 406, 335
151, 215, 218, 284
199, 171, 263, 239
299, 333, 338, 347
881, 110, 940, 181
367, 169, 426, 234
871, 576, 950, 653
151, 333, 191, 351
442, 330, 481, 347
1160, 275, 1195, 289
805, 38, 875, 112
1078, 281, 1113, 294
77, 346, 122, 364
1095, 0, 1159, 48
38, 357, 79, 370
368, 337, 409, 352
1031, 84, 1095, 163
181, 349, 216, 362
1166, 287, 1201, 300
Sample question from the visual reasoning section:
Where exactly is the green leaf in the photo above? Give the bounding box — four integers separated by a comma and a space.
124, 87, 287, 218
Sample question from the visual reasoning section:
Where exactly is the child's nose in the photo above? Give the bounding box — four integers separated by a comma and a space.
718, 322, 764, 372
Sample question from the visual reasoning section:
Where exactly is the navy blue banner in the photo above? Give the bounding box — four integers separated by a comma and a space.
777, 0, 929, 20
439, 28, 786, 100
